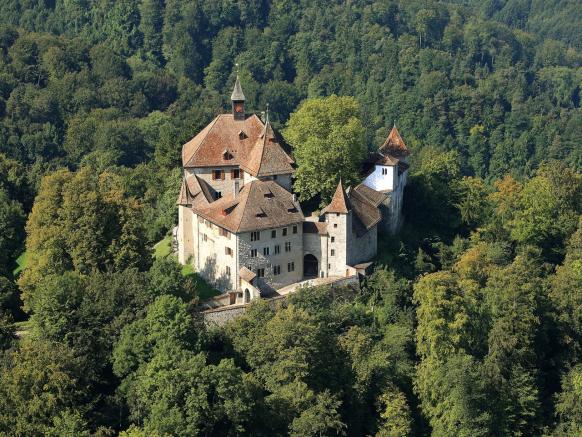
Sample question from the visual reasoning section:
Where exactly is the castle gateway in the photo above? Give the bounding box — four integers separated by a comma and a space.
177, 77, 409, 303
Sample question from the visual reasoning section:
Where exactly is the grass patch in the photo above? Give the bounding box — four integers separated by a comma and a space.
12, 251, 28, 276
153, 235, 173, 259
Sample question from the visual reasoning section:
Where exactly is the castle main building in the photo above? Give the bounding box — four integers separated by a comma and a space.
177, 78, 409, 302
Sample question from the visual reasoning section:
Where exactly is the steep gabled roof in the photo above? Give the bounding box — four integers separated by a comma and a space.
177, 178, 195, 206
231, 75, 246, 101
321, 180, 351, 215
303, 221, 328, 236
182, 114, 265, 168
194, 180, 304, 233
379, 126, 410, 158
241, 122, 295, 177
181, 114, 295, 178
177, 173, 213, 208
353, 184, 389, 207
349, 187, 382, 236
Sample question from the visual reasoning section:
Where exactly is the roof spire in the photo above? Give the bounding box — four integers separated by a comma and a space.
231, 71, 245, 102
321, 179, 351, 215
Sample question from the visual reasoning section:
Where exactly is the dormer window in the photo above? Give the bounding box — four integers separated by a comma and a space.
223, 150, 233, 160
238, 130, 247, 140
264, 192, 274, 199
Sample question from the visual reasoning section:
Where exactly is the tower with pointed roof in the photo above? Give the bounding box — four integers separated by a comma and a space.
361, 125, 410, 233
231, 75, 246, 121
320, 180, 355, 277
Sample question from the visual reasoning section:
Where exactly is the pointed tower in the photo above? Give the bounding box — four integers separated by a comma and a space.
379, 125, 410, 160
321, 179, 351, 215
362, 125, 410, 235
321, 179, 353, 277
231, 75, 246, 121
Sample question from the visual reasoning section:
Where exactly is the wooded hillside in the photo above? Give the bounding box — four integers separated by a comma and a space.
0, 1, 580, 435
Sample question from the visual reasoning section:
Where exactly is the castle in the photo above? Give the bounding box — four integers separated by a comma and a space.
177, 77, 409, 303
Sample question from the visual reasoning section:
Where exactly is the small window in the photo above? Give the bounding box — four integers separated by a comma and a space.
212, 169, 224, 180
331, 236, 335, 243
219, 228, 230, 239
271, 230, 276, 238
282, 228, 288, 236
214, 191, 222, 200
250, 249, 257, 257
287, 262, 295, 272
331, 249, 335, 256
274, 245, 280, 254
334, 224, 338, 228
231, 169, 240, 179
203, 234, 208, 242
251, 231, 260, 241
257, 268, 265, 278
328, 263, 331, 269
223, 151, 233, 160
263, 247, 270, 256
225, 247, 233, 256
274, 265, 281, 275
226, 266, 231, 276
292, 225, 297, 234
285, 242, 291, 252
336, 213, 340, 217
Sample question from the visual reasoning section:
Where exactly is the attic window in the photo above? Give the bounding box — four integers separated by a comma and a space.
264, 192, 274, 199
223, 150, 233, 160
256, 211, 267, 218
287, 206, 298, 213
238, 130, 247, 140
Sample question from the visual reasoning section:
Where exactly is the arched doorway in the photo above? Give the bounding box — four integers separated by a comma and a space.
244, 289, 250, 303
303, 254, 318, 278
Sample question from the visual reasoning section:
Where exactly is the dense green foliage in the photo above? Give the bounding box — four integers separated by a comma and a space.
0, 0, 580, 435
285, 95, 367, 203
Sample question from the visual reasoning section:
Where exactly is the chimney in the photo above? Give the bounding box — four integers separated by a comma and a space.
234, 180, 240, 198
292, 194, 297, 203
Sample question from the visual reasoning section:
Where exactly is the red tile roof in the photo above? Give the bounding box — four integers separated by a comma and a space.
240, 122, 295, 177
321, 180, 351, 214
181, 114, 295, 178
193, 179, 304, 233
379, 126, 410, 158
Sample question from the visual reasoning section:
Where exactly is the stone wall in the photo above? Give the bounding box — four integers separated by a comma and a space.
201, 277, 360, 326
178, 205, 191, 264
324, 212, 352, 277
238, 223, 304, 290
349, 225, 378, 266
303, 230, 328, 278
196, 217, 237, 291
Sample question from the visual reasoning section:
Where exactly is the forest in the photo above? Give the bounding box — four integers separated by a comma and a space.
0, 0, 580, 435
